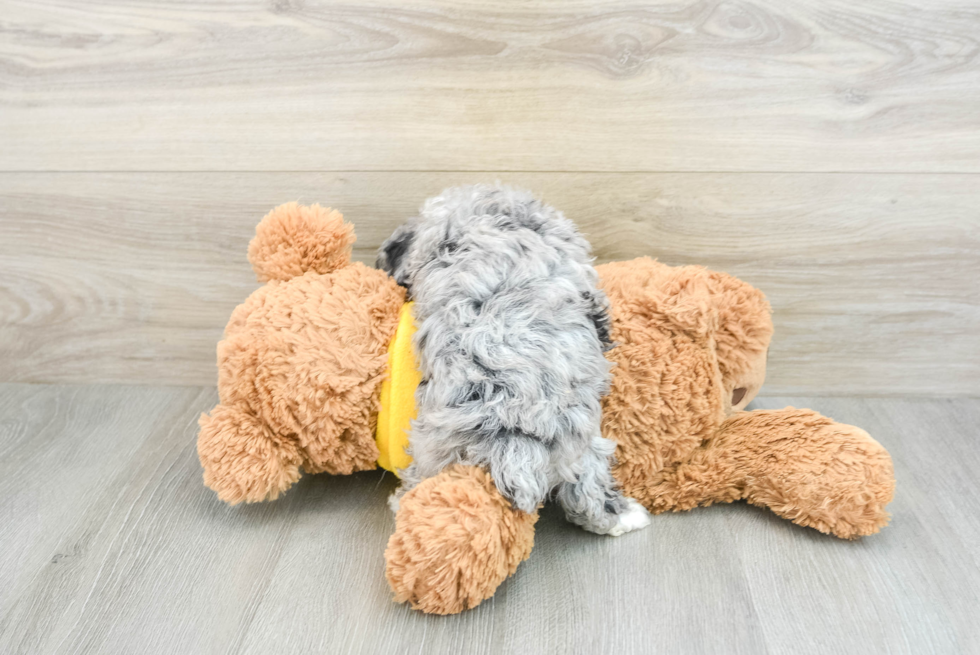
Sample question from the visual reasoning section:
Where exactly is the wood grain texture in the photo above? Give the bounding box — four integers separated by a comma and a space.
1, 0, 979, 172
0, 383, 977, 654
1, 172, 977, 394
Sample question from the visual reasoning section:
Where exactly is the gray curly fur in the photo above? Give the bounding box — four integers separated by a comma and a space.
377, 184, 634, 534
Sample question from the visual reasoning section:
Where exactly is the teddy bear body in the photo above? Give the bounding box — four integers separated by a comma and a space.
599, 258, 893, 538
197, 202, 895, 615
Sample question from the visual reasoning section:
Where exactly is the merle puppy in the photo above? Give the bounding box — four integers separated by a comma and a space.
377, 184, 649, 535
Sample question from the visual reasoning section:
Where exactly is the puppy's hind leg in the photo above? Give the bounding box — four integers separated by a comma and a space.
557, 436, 651, 536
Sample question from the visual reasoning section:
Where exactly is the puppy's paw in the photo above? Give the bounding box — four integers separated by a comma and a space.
606, 498, 651, 537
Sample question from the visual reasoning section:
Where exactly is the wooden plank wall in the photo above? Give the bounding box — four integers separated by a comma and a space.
1, 0, 977, 395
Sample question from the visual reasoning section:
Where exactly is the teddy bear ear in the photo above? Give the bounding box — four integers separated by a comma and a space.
247, 202, 355, 283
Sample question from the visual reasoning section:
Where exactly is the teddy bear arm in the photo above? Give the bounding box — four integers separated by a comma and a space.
385, 464, 538, 614
197, 403, 303, 505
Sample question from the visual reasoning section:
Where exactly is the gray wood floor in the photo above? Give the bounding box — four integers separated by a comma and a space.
0, 384, 977, 654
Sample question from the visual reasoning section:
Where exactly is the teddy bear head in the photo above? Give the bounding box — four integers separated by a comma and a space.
198, 203, 405, 504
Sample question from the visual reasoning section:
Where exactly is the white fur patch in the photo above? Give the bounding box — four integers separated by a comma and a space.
604, 499, 652, 537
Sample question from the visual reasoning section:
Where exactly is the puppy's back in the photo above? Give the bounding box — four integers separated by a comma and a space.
380, 185, 611, 451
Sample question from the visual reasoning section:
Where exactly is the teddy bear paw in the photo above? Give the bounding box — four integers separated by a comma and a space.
385, 465, 538, 614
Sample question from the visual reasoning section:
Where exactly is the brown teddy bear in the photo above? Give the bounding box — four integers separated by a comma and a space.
198, 202, 895, 615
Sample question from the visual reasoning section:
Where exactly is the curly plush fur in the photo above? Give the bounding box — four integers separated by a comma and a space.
197, 198, 895, 616
598, 258, 893, 538
378, 185, 650, 535
385, 465, 538, 614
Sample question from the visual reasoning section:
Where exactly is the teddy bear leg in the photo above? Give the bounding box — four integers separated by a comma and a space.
197, 403, 303, 505
627, 409, 895, 539
623, 451, 749, 515
721, 408, 895, 538
686, 409, 895, 538
385, 465, 538, 614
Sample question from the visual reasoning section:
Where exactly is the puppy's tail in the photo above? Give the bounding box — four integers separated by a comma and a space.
248, 202, 355, 282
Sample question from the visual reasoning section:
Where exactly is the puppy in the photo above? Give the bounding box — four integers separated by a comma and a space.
378, 185, 649, 535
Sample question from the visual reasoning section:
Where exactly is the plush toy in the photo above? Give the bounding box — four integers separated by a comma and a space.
198, 202, 895, 615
